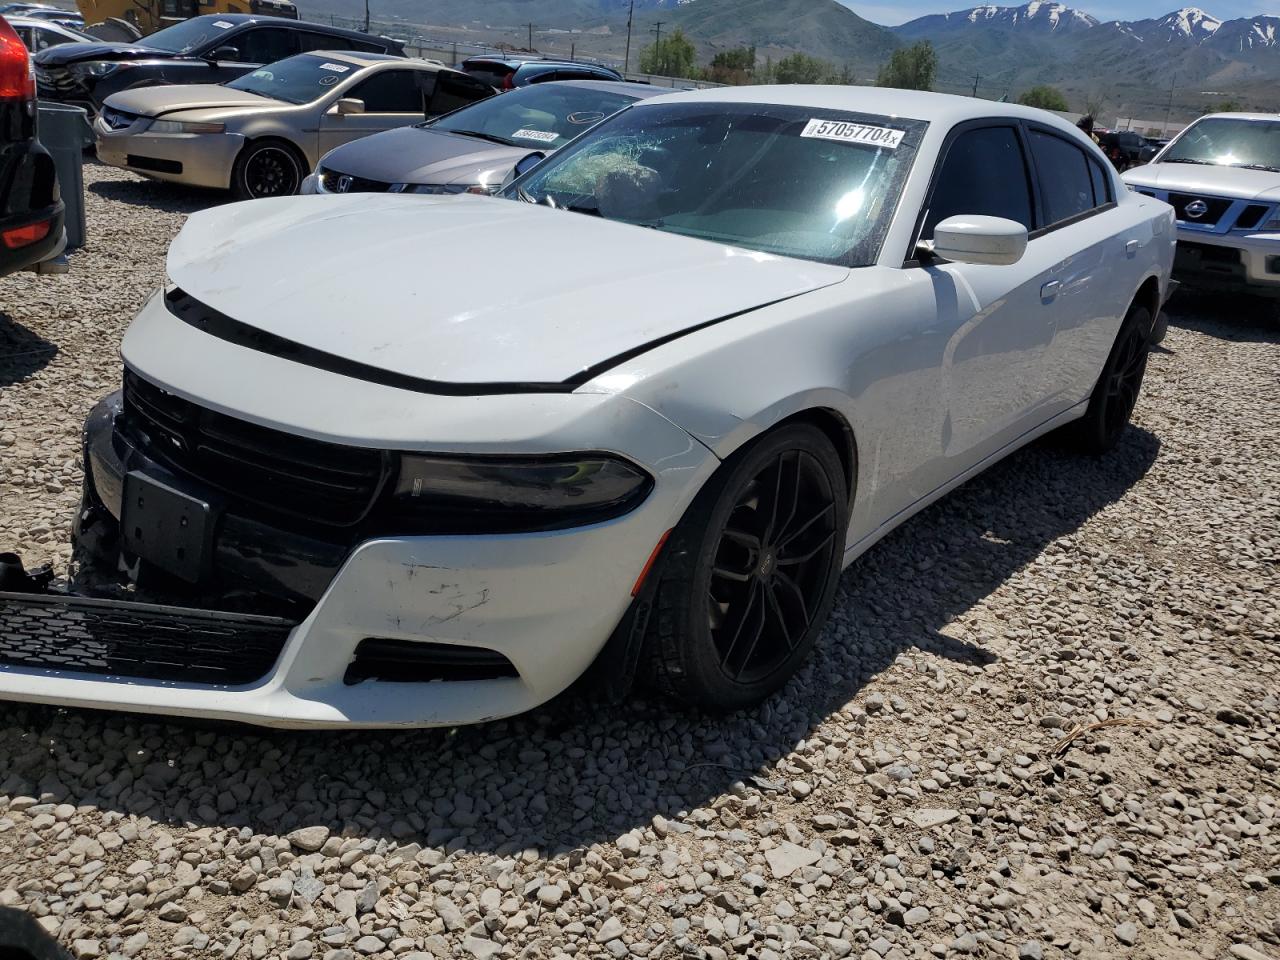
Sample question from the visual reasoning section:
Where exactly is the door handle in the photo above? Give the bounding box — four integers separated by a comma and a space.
1041, 280, 1062, 301
1125, 239, 1140, 257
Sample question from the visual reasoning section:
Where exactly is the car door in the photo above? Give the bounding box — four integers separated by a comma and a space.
317, 68, 428, 154
202, 26, 300, 83
907, 122, 1068, 489
1023, 125, 1133, 409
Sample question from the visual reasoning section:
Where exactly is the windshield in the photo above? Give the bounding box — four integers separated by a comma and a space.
141, 16, 237, 54
1162, 117, 1280, 172
503, 101, 925, 267
226, 54, 358, 105
430, 83, 639, 149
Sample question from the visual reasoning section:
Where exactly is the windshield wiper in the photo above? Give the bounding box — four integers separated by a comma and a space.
1162, 157, 1217, 165
514, 185, 537, 204
1237, 163, 1280, 173
448, 129, 516, 147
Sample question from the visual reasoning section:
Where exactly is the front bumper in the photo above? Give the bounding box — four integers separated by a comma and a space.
95, 116, 244, 190
1172, 227, 1280, 297
2, 375, 714, 728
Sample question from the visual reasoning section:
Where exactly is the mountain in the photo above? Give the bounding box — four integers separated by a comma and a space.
893, 3, 1280, 111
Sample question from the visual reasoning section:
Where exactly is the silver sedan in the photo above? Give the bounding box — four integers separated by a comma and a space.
95, 51, 495, 199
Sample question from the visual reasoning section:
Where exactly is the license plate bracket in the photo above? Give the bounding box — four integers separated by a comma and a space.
121, 471, 217, 584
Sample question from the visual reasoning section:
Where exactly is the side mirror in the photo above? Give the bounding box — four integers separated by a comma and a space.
923, 215, 1028, 267
328, 97, 365, 116
512, 151, 545, 179
208, 44, 240, 61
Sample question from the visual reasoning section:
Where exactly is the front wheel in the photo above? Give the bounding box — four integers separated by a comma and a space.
643, 423, 849, 712
232, 139, 306, 200
1068, 303, 1152, 455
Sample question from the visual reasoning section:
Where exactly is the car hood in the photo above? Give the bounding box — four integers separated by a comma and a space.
167, 193, 847, 387
34, 40, 180, 65
104, 83, 272, 118
320, 126, 528, 187
1124, 162, 1280, 202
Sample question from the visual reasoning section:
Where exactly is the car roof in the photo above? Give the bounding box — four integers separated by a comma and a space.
544, 78, 663, 98
187, 12, 400, 45
639, 85, 1109, 128
1194, 112, 1280, 123
466, 55, 617, 71
7, 13, 79, 25
306, 50, 459, 72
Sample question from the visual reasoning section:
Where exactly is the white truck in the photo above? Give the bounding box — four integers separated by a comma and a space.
1123, 113, 1280, 298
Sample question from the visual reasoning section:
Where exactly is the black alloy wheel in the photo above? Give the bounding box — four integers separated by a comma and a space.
234, 141, 304, 200
1069, 303, 1152, 455
644, 423, 849, 711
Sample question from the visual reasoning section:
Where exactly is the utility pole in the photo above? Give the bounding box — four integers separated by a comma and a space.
1163, 70, 1177, 133
362, 0, 369, 33
570, 42, 575, 61
623, 0, 635, 74
971, 72, 980, 98
653, 21, 664, 47
526, 22, 534, 51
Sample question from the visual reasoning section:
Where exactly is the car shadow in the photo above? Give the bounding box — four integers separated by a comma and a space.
86, 169, 226, 213
1166, 290, 1280, 342
3, 426, 1161, 857
0, 313, 58, 388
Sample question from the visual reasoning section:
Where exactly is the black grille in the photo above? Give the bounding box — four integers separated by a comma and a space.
127, 154, 182, 174
345, 638, 519, 684
1235, 204, 1270, 231
1168, 193, 1233, 225
320, 168, 393, 194
0, 592, 294, 686
101, 106, 141, 130
122, 367, 388, 527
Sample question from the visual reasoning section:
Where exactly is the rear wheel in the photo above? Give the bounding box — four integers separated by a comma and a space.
643, 423, 849, 711
232, 139, 306, 200
1069, 303, 1152, 455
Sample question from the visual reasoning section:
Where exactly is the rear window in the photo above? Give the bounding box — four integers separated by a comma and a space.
431, 81, 638, 149
463, 61, 513, 88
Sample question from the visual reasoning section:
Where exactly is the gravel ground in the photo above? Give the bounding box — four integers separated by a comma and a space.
0, 163, 1278, 960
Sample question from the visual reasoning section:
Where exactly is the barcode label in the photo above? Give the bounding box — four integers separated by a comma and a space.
513, 129, 559, 143
800, 119, 903, 149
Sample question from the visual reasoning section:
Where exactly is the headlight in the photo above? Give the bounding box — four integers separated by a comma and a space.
147, 120, 226, 135
391, 453, 652, 532
71, 60, 123, 78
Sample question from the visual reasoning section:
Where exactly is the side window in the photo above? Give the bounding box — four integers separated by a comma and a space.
15, 25, 35, 51
349, 70, 424, 113
236, 28, 300, 64
299, 32, 353, 52
349, 37, 387, 53
1088, 155, 1111, 207
922, 125, 1034, 241
1029, 130, 1096, 227
426, 72, 494, 116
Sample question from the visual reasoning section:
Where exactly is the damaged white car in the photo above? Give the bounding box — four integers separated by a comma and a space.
0, 87, 1175, 728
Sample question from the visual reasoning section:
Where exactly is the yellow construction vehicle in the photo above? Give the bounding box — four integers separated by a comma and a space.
76, 0, 297, 38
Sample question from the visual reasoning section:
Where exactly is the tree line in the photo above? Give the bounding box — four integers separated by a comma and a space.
638, 32, 1248, 114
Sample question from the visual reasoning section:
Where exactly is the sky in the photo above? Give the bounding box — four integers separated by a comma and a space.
840, 0, 1279, 25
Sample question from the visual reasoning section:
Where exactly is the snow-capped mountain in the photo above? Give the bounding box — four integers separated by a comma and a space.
1119, 7, 1223, 44
897, 1, 1098, 38
1208, 14, 1280, 51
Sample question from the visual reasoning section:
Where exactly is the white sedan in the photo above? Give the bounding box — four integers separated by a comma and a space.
0, 87, 1176, 728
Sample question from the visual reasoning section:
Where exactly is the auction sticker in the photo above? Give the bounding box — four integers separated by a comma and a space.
319, 62, 350, 73
212, 19, 232, 27
513, 129, 559, 143
800, 119, 903, 149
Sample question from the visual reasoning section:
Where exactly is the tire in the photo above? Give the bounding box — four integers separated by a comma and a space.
231, 139, 306, 200
643, 422, 850, 712
1068, 302, 1152, 455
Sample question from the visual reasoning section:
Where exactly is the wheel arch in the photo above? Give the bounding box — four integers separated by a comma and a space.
1134, 273, 1162, 335
233, 135, 312, 191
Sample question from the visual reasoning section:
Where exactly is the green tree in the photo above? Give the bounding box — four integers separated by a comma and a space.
1209, 97, 1244, 112
876, 41, 936, 91
706, 45, 756, 85
772, 52, 836, 85
638, 28, 697, 79
1018, 85, 1070, 111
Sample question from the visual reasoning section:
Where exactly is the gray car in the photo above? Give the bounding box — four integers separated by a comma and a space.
301, 79, 663, 196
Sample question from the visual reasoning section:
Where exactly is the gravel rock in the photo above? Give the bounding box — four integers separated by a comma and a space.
0, 168, 1276, 960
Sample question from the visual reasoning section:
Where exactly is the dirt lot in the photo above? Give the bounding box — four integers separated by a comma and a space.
0, 164, 1277, 960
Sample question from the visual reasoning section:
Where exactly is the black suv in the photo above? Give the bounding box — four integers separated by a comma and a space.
460, 55, 623, 90
0, 15, 63, 278
34, 14, 405, 114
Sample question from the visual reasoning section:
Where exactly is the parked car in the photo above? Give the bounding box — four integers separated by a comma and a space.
33, 13, 404, 114
95, 52, 493, 198
7, 14, 94, 52
0, 88, 1179, 728
1099, 130, 1148, 170
14, 6, 81, 25
1139, 137, 1169, 164
460, 54, 622, 90
302, 79, 662, 196
0, 15, 64, 278
1124, 113, 1280, 298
